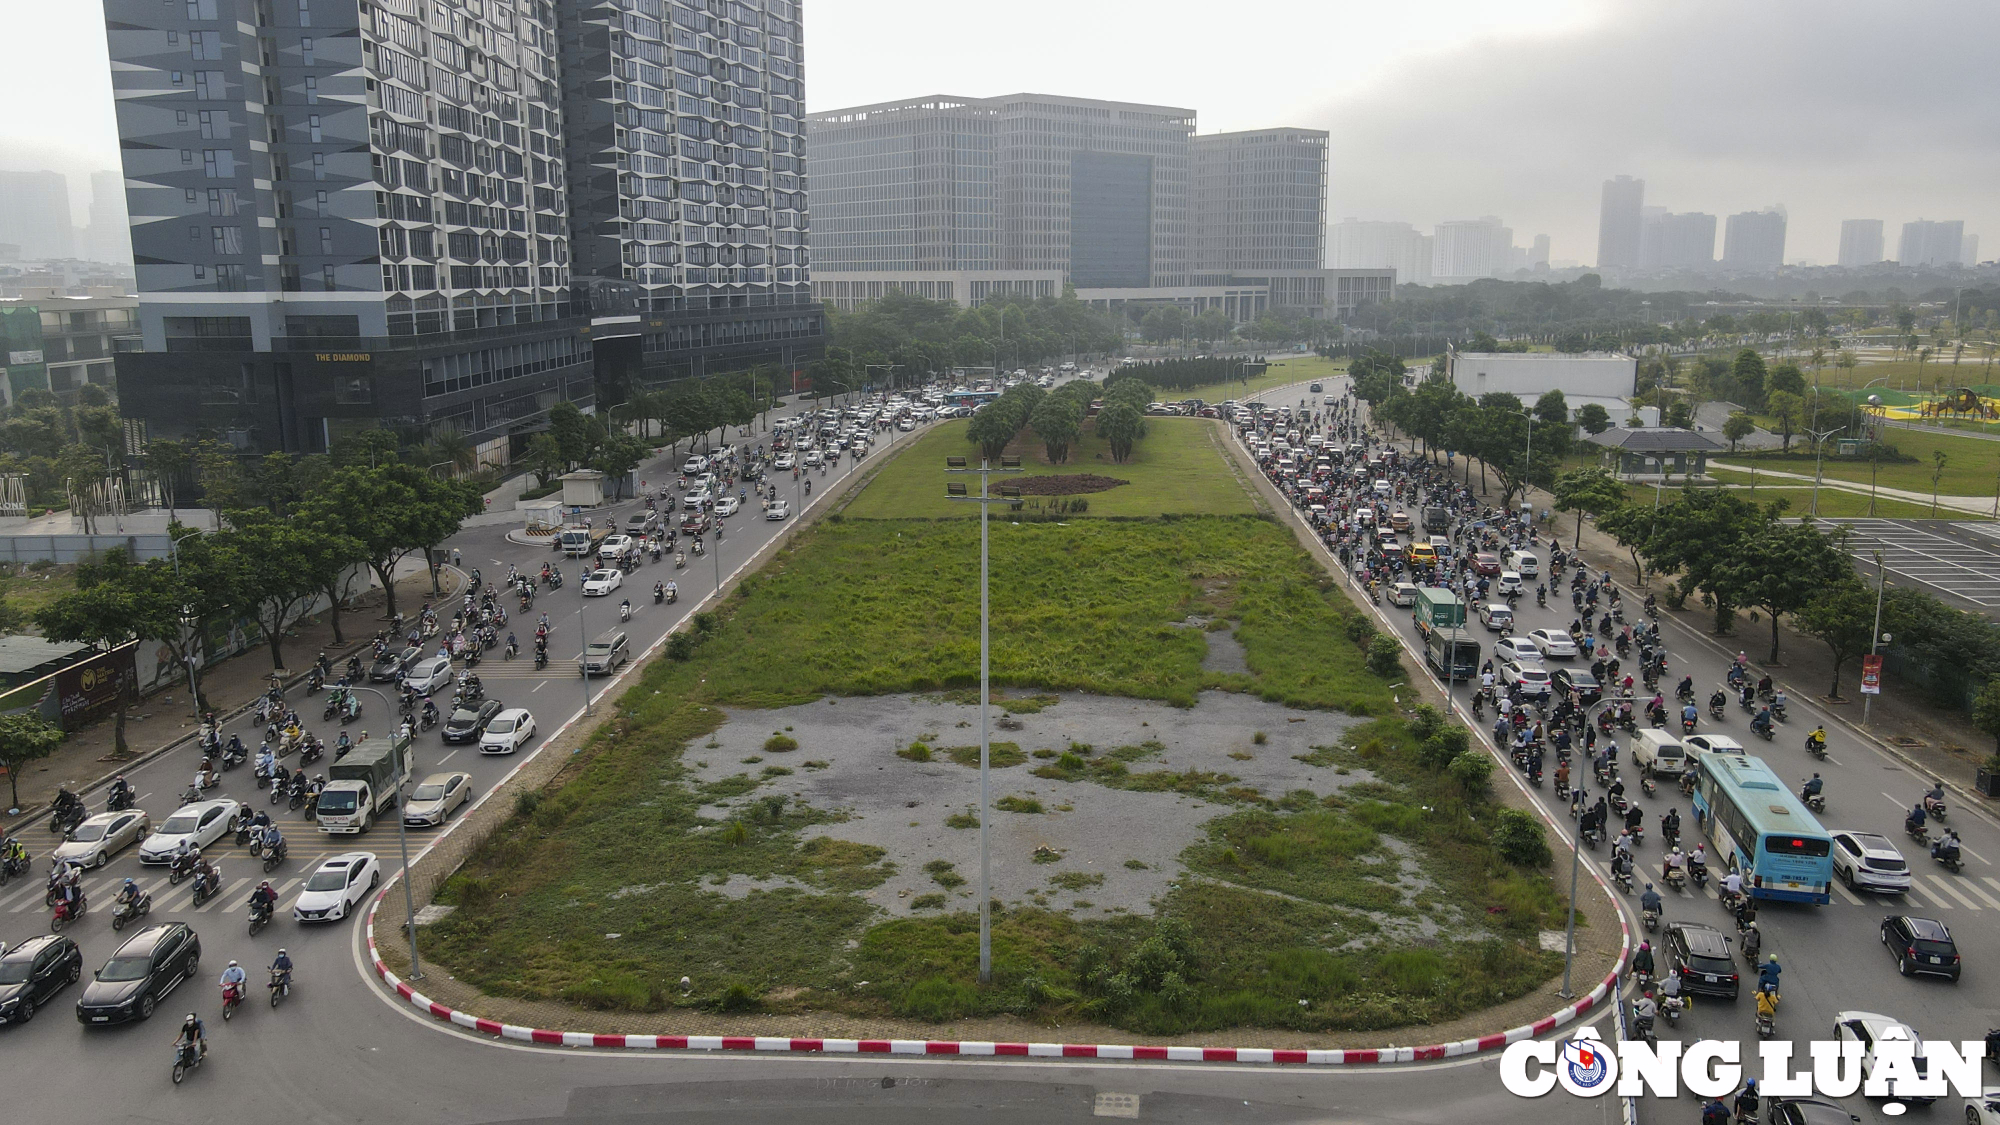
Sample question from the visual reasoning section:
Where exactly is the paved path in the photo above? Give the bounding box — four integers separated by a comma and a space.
1708, 459, 1996, 516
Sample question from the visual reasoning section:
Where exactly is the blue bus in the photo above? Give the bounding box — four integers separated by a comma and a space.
1691, 752, 1833, 905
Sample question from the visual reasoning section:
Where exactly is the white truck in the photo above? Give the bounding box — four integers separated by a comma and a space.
316, 733, 412, 835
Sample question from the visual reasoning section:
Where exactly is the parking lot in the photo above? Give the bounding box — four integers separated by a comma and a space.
1808, 517, 2000, 613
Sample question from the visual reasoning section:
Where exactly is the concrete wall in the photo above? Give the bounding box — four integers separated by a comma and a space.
1449, 351, 1637, 402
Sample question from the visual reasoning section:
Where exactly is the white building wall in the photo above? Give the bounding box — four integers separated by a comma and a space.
1448, 351, 1637, 402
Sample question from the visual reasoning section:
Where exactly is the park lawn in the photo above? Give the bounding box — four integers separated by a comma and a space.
1696, 474, 1947, 520
0, 565, 77, 620
422, 513, 1566, 1033
1157, 354, 1347, 403
1726, 425, 1999, 497
841, 416, 1259, 520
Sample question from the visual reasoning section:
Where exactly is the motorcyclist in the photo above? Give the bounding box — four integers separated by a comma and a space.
1631, 990, 1657, 1032
2, 836, 27, 870
109, 774, 134, 807
1681, 701, 1698, 729
1741, 920, 1761, 961
421, 698, 439, 726
175, 1012, 207, 1059
1663, 847, 1685, 879
1749, 706, 1773, 737
193, 856, 218, 896
270, 948, 294, 990
1805, 726, 1827, 754
1733, 1079, 1760, 1121
1933, 829, 1962, 863
1631, 941, 1655, 977
1661, 807, 1682, 841
1701, 1097, 1731, 1125
219, 959, 248, 999
262, 824, 284, 858
1640, 883, 1663, 916
250, 880, 278, 919
1757, 955, 1781, 994
1924, 779, 1947, 816
1721, 869, 1744, 901
255, 743, 276, 779
1907, 802, 1928, 834
116, 877, 142, 907
1800, 773, 1823, 802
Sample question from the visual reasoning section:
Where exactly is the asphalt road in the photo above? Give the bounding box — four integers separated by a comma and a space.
1244, 374, 2000, 1125
1808, 517, 2000, 616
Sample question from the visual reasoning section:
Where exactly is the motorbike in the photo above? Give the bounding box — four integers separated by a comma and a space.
1805, 736, 1827, 760
340, 696, 362, 725
1681, 715, 1697, 735
288, 780, 308, 812
51, 892, 87, 931
191, 872, 221, 908
305, 667, 324, 695
220, 741, 246, 769
419, 707, 438, 732
1708, 701, 1726, 722
221, 981, 244, 1021
1756, 999, 1776, 1040
674, 551, 686, 569
1643, 907, 1660, 931
235, 819, 255, 848
619, 602, 632, 623
168, 851, 197, 885
1639, 775, 1657, 797
1925, 796, 1948, 822
1799, 786, 1825, 814
322, 694, 344, 723
49, 800, 86, 836
1629, 1000, 1657, 1046
1933, 841, 1964, 874
299, 740, 323, 767
1771, 701, 1788, 723
107, 785, 135, 812
269, 967, 291, 1007
0, 844, 27, 886
172, 1040, 204, 1084
1614, 866, 1634, 893
1662, 866, 1687, 892
1906, 817, 1929, 846
1688, 859, 1709, 890
1751, 722, 1774, 742
111, 889, 152, 931
262, 837, 288, 872
248, 897, 274, 937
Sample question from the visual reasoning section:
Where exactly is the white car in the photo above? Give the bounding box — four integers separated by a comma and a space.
598, 534, 634, 561
766, 500, 791, 521
681, 455, 708, 474
138, 799, 240, 864
1492, 637, 1545, 668
1968, 1088, 2000, 1125
1387, 581, 1420, 608
773, 452, 796, 470
1495, 570, 1524, 597
1831, 830, 1911, 893
1501, 664, 1553, 696
713, 495, 741, 517
292, 852, 381, 923
403, 655, 454, 695
1527, 628, 1578, 660
1833, 1011, 1936, 1105
53, 810, 152, 868
804, 450, 824, 467
1679, 734, 1744, 764
480, 708, 537, 754
1504, 550, 1540, 577
581, 568, 623, 597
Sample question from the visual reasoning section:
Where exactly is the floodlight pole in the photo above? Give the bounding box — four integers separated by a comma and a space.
945, 454, 1023, 984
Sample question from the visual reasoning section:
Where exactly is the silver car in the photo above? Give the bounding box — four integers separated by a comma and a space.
53, 811, 153, 868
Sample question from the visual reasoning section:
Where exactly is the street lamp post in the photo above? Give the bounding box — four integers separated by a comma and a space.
346, 684, 423, 979
1804, 426, 1843, 517
1862, 550, 1889, 728
944, 454, 1023, 985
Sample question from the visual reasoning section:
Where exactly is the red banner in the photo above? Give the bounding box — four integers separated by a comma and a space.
1860, 654, 1883, 696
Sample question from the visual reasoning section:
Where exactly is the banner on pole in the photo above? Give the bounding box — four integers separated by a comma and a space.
1860, 654, 1883, 695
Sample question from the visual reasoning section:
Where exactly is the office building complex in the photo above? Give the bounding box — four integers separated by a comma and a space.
1596, 175, 1644, 270
0, 289, 140, 405
1963, 234, 1980, 267
557, 0, 822, 386
1838, 219, 1884, 268
1330, 219, 1431, 284
0, 171, 76, 262
1432, 217, 1513, 280
1898, 219, 1966, 267
1190, 128, 1326, 274
1638, 210, 1715, 270
1722, 209, 1786, 269
83, 171, 134, 266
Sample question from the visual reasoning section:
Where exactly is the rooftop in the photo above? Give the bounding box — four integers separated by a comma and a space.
0, 635, 93, 676
1586, 427, 1726, 453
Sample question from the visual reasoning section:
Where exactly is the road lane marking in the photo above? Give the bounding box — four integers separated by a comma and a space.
1954, 840, 1989, 866
1925, 876, 1983, 911
1901, 883, 1949, 910
204, 876, 253, 912
1955, 878, 2000, 910
1830, 880, 1867, 906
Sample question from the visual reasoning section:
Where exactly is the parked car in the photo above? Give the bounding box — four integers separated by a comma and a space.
75, 923, 201, 1024
138, 800, 240, 864
1880, 915, 1959, 980
403, 772, 474, 828
1664, 921, 1739, 999
0, 934, 82, 1025
480, 709, 537, 755
52, 810, 152, 868
441, 699, 505, 744
293, 853, 381, 923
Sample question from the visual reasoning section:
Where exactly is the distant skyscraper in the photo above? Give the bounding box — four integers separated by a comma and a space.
1330, 219, 1431, 284
1531, 234, 1550, 268
1433, 217, 1512, 279
1191, 128, 1327, 274
1722, 209, 1786, 269
0, 171, 75, 260
1899, 219, 1966, 267
1838, 220, 1884, 268
83, 170, 131, 265
1640, 211, 1716, 269
1964, 233, 1980, 266
1597, 175, 1644, 269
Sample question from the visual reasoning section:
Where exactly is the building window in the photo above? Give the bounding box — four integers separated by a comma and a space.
186, 0, 218, 18
304, 76, 317, 104
208, 188, 239, 216
319, 226, 332, 254
181, 149, 194, 165
198, 110, 219, 139
312, 152, 325, 180
172, 71, 185, 86
297, 0, 310, 25
189, 31, 222, 60
333, 375, 373, 405
301, 38, 314, 65
323, 265, 336, 291
202, 149, 235, 178
308, 115, 321, 143
211, 225, 242, 255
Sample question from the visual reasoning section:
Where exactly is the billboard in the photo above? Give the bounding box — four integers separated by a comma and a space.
52, 643, 138, 732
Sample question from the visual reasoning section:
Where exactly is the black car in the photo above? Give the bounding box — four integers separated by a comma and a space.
369, 645, 423, 683
76, 923, 200, 1025
442, 699, 505, 744
0, 934, 82, 1025
1881, 914, 1960, 980
1552, 667, 1601, 705
1663, 921, 1739, 999
1768, 1098, 1863, 1125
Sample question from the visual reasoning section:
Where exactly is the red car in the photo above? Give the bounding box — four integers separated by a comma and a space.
680, 512, 711, 534
1473, 552, 1502, 577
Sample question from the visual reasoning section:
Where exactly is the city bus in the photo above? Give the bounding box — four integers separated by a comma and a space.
1691, 751, 1833, 904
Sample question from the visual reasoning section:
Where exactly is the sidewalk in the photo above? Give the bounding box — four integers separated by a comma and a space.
1708, 459, 1994, 516
0, 564, 457, 832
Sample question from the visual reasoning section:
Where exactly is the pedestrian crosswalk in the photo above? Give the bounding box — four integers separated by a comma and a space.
1631, 855, 2000, 912
0, 870, 307, 918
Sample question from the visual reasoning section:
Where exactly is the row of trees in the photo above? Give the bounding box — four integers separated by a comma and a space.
1106, 357, 1256, 392
965, 377, 1153, 465
1354, 357, 1597, 508
823, 291, 1124, 383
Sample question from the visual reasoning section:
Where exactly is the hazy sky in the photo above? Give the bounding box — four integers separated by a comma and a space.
7, 0, 1994, 266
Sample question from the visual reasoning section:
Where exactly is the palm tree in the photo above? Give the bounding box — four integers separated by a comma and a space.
428, 426, 476, 476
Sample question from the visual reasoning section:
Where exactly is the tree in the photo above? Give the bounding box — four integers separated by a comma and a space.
525, 433, 565, 487
139, 438, 193, 522
1095, 403, 1146, 463
1533, 389, 1569, 426
1767, 363, 1807, 397
0, 713, 64, 810
1730, 348, 1768, 406
1795, 579, 1878, 700
1552, 467, 1625, 549
1029, 393, 1081, 464
298, 464, 481, 625
591, 430, 650, 499
1973, 679, 2000, 756
1722, 411, 1756, 453
1575, 402, 1612, 435
1717, 519, 1853, 664
1765, 389, 1806, 452
1139, 306, 1188, 344
1663, 401, 1695, 429
547, 400, 597, 468
216, 511, 343, 670
36, 549, 190, 752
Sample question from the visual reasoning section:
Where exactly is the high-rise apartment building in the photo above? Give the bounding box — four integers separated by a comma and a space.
1596, 175, 1644, 270
83, 170, 133, 266
1963, 234, 1979, 266
1638, 210, 1715, 270
1330, 219, 1431, 284
0, 171, 76, 261
1433, 217, 1512, 279
1898, 219, 1966, 267
105, 0, 587, 456
557, 0, 822, 385
1190, 128, 1326, 274
1722, 209, 1786, 270
1838, 219, 1884, 268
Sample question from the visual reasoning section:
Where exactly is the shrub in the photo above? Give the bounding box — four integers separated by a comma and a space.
1406, 704, 1448, 743
666, 632, 696, 661
694, 612, 718, 635
910, 893, 948, 910
1344, 615, 1377, 644
763, 733, 799, 753
900, 976, 979, 1021
1366, 635, 1404, 678
1252, 730, 1267, 745
1447, 751, 1494, 797
897, 741, 933, 761
513, 790, 541, 818
1493, 808, 1552, 867
995, 795, 1044, 814
945, 808, 980, 829
1416, 726, 1470, 771
723, 820, 750, 846
717, 982, 758, 1011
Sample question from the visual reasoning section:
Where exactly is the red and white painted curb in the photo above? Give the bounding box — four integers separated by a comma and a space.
365, 895, 1627, 1063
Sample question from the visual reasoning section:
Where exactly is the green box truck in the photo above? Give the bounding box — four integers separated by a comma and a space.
1413, 587, 1466, 640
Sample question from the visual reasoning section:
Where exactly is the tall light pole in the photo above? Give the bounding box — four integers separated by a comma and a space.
347, 686, 422, 979
944, 453, 1022, 984
1862, 549, 1889, 727
1804, 426, 1843, 516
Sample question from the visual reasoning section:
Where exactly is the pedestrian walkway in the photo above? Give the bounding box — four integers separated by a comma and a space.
1708, 459, 1993, 516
